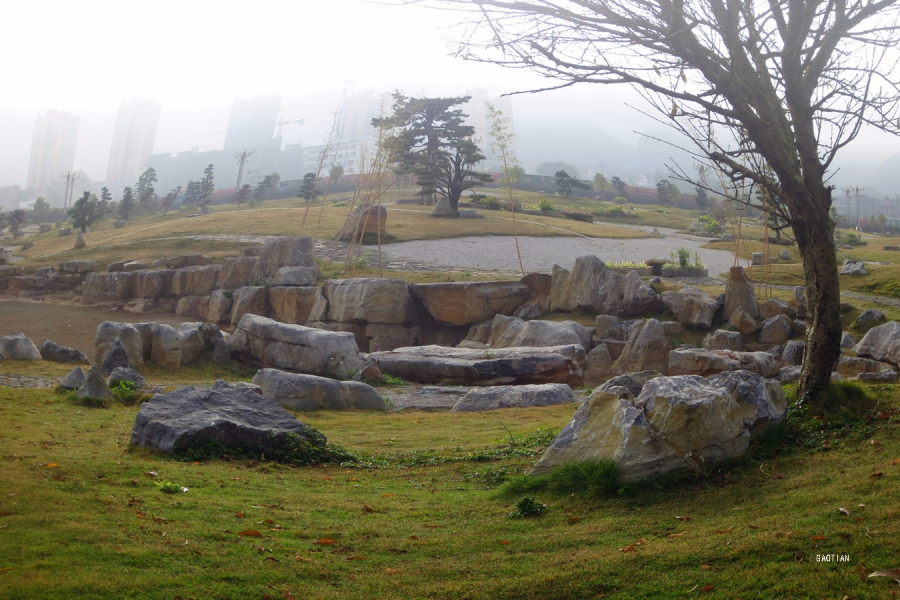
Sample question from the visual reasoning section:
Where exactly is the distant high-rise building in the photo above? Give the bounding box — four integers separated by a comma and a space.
339, 90, 379, 141
465, 89, 516, 168
27, 110, 80, 194
106, 98, 162, 185
223, 95, 281, 151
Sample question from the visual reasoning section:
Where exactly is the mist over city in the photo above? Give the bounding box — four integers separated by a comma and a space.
4, 0, 900, 215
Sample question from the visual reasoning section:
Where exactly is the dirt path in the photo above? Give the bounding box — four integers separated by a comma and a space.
0, 299, 197, 357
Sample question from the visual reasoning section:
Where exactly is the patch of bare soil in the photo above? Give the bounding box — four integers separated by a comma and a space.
0, 299, 197, 357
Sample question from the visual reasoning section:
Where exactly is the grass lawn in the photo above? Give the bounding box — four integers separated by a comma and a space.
2, 382, 900, 599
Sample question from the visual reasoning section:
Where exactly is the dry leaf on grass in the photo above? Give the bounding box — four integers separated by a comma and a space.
238, 530, 263, 538
384, 568, 401, 574
868, 569, 900, 584
314, 538, 337, 546
839, 508, 850, 516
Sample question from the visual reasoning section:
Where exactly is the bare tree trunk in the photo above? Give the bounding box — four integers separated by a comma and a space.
791, 191, 842, 403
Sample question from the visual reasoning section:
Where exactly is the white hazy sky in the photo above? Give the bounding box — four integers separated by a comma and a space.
2, 0, 899, 189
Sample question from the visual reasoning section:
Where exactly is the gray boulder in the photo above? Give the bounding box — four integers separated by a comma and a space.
60, 366, 87, 390
101, 341, 134, 376
450, 384, 576, 412
780, 340, 805, 367
252, 368, 389, 411
841, 332, 858, 349
38, 340, 89, 364
531, 376, 749, 481
411, 281, 531, 327
790, 286, 807, 319
149, 324, 183, 370
229, 286, 267, 326
95, 322, 144, 369
841, 260, 868, 276
759, 314, 793, 346
852, 321, 900, 363
836, 356, 895, 378
758, 298, 795, 320
707, 370, 787, 439
218, 257, 258, 289
728, 307, 760, 334
272, 266, 318, 287
583, 343, 614, 387
207, 290, 234, 324
723, 266, 758, 320
668, 348, 778, 378
597, 370, 662, 399
230, 314, 365, 378
703, 330, 743, 351
248, 237, 318, 285
369, 344, 585, 387
76, 365, 114, 401
661, 286, 720, 329
0, 332, 42, 360
58, 260, 97, 274
778, 366, 802, 383
611, 319, 670, 375
309, 277, 413, 325
107, 367, 146, 390
857, 369, 899, 383
487, 314, 591, 349
130, 380, 327, 456
855, 309, 885, 331
550, 256, 662, 316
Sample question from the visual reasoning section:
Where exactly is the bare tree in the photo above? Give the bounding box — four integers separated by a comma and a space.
411, 0, 900, 403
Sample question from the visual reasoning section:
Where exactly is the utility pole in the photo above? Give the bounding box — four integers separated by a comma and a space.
234, 149, 254, 197
62, 171, 80, 210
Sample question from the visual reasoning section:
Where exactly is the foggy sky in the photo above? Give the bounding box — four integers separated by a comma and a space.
3, 0, 900, 194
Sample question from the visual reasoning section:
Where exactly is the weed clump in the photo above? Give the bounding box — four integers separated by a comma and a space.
509, 497, 546, 519
501, 459, 622, 500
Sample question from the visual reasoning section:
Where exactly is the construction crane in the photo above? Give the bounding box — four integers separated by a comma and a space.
276, 117, 305, 138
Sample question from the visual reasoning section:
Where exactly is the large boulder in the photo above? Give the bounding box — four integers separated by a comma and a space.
107, 367, 146, 390
662, 286, 720, 329
101, 341, 134, 376
149, 324, 183, 370
38, 339, 88, 364
723, 266, 758, 320
58, 260, 97, 275
153, 254, 212, 269
76, 365, 114, 401
852, 321, 900, 363
790, 286, 808, 319
175, 296, 211, 318
487, 314, 591, 349
780, 340, 805, 367
369, 344, 585, 387
728, 307, 760, 334
759, 298, 795, 320
336, 204, 387, 242
855, 309, 885, 331
60, 366, 87, 390
549, 256, 662, 316
703, 330, 743, 351
841, 259, 868, 276
130, 380, 327, 456
0, 332, 42, 360
207, 290, 234, 324
611, 319, 670, 375
272, 267, 318, 287
218, 257, 258, 290
668, 348, 778, 378
267, 286, 320, 325
836, 356, 896, 378
596, 370, 662, 399
450, 384, 576, 412
95, 321, 144, 369
531, 376, 749, 481
132, 270, 174, 300
309, 278, 413, 325
759, 314, 793, 346
583, 343, 614, 387
169, 265, 221, 297
82, 272, 134, 304
248, 237, 318, 285
252, 368, 389, 411
411, 281, 531, 327
707, 370, 787, 439
230, 314, 365, 378
229, 286, 268, 326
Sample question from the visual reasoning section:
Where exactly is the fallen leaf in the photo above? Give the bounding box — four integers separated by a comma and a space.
345, 555, 366, 561
868, 569, 900, 584
238, 530, 263, 538
856, 563, 869, 583
295, 556, 313, 562
146, 471, 157, 477
45, 463, 60, 468
235, 512, 244, 518
620, 544, 636, 553
408, 535, 420, 540
0, 512, 12, 517
314, 539, 337, 546
871, 472, 884, 479
382, 493, 397, 498
839, 508, 851, 516
702, 565, 712, 570
0, 567, 13, 573
568, 517, 582, 524
811, 535, 826, 541
893, 459, 900, 465
384, 568, 401, 574
701, 584, 714, 592
260, 519, 274, 524
716, 529, 733, 535
263, 557, 279, 562
675, 516, 691, 522
499, 540, 511, 545
362, 505, 374, 513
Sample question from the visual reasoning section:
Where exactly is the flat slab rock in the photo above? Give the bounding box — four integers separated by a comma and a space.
130, 380, 325, 455
252, 368, 389, 411
451, 384, 577, 412
368, 344, 585, 387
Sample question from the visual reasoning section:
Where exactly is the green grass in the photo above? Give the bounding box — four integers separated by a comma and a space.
2, 383, 900, 598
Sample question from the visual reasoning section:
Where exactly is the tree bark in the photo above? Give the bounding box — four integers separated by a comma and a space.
790, 190, 842, 403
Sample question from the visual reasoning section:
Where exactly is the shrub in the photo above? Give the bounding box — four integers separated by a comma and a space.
501, 459, 622, 500
607, 205, 625, 214
537, 198, 556, 212
698, 214, 723, 234
509, 497, 546, 519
